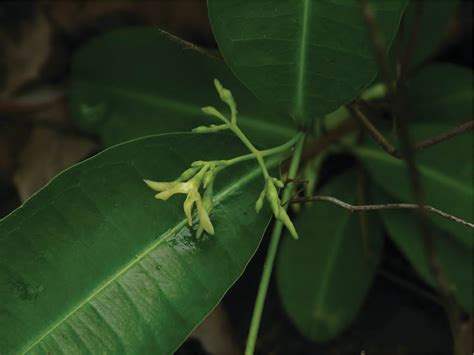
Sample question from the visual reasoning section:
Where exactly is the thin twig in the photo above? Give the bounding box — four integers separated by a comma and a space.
157, 29, 223, 61
359, 0, 463, 336
414, 120, 474, 151
290, 195, 474, 229
350, 103, 474, 158
348, 104, 399, 156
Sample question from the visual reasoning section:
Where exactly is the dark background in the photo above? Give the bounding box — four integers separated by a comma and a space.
0, 1, 472, 354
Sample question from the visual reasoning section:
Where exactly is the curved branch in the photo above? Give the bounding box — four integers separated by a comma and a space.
291, 195, 474, 229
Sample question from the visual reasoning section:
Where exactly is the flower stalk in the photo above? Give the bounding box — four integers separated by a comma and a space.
144, 79, 304, 238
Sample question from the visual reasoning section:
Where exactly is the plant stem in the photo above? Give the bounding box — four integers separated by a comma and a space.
290, 195, 474, 229
230, 124, 272, 179
221, 132, 303, 167
244, 134, 305, 355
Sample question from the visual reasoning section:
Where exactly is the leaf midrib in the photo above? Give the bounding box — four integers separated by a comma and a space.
76, 81, 295, 140
294, 0, 311, 117
23, 156, 279, 353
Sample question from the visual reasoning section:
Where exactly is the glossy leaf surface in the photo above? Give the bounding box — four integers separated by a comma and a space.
276, 173, 383, 342
0, 133, 274, 353
70, 28, 295, 148
208, 0, 407, 123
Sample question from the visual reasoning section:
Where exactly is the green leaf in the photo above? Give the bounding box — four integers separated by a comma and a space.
379, 208, 473, 312
407, 63, 473, 125
355, 123, 473, 247
70, 28, 295, 148
0, 133, 275, 353
276, 172, 383, 342
208, 0, 407, 123
391, 0, 459, 70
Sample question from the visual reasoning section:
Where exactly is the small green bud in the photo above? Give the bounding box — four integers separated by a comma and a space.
202, 183, 214, 212
203, 170, 215, 189
277, 206, 299, 239
183, 190, 198, 226
265, 180, 281, 218
255, 188, 265, 213
196, 199, 214, 235
272, 178, 284, 188
191, 161, 208, 168
177, 167, 199, 182
213, 79, 237, 123
201, 106, 228, 123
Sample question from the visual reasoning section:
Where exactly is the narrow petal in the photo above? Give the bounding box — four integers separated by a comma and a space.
183, 191, 199, 226
278, 207, 299, 239
154, 182, 191, 200
196, 199, 214, 235
143, 179, 177, 192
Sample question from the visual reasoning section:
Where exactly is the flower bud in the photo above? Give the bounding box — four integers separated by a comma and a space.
203, 170, 214, 189
214, 79, 237, 122
196, 199, 214, 235
272, 178, 284, 188
178, 167, 199, 182
277, 207, 299, 239
255, 188, 265, 213
265, 180, 281, 218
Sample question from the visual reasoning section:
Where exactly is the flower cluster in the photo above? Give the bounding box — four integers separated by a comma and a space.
144, 79, 299, 239
144, 163, 216, 238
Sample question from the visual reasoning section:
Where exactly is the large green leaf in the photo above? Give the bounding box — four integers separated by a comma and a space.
407, 63, 473, 125
276, 173, 383, 342
208, 0, 407, 123
0, 133, 275, 353
70, 28, 295, 148
391, 0, 459, 70
378, 207, 472, 312
355, 122, 473, 247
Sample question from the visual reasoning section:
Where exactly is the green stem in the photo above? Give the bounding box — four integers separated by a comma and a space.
220, 132, 303, 168
244, 134, 306, 355
230, 124, 272, 179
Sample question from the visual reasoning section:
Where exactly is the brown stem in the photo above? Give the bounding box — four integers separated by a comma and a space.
350, 103, 474, 158
348, 104, 399, 156
414, 120, 474, 151
290, 195, 474, 229
359, 0, 463, 337
157, 29, 222, 61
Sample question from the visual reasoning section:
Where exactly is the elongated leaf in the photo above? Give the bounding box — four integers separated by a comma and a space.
408, 64, 473, 125
379, 208, 472, 312
391, 0, 459, 70
208, 0, 407, 123
276, 173, 383, 342
355, 122, 473, 247
0, 133, 275, 353
70, 28, 295, 148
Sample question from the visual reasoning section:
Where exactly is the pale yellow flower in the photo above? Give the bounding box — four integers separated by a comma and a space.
144, 177, 214, 236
